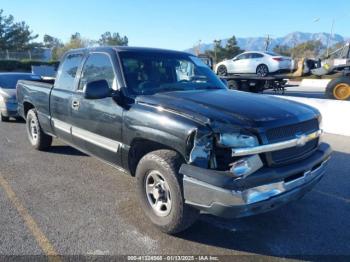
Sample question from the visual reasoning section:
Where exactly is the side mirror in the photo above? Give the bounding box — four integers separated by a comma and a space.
84, 79, 111, 99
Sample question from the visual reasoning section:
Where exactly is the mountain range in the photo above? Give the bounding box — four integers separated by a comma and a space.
186, 32, 348, 53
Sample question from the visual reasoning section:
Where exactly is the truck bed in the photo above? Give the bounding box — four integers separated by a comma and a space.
16, 79, 55, 133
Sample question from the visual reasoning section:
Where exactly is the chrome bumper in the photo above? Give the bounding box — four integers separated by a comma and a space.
183, 151, 330, 218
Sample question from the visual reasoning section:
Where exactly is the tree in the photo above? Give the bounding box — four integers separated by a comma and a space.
273, 41, 324, 58
43, 34, 62, 48
291, 40, 324, 58
43, 34, 64, 60
225, 36, 243, 59
205, 40, 226, 63
0, 9, 39, 50
53, 33, 94, 59
205, 36, 243, 63
99, 31, 128, 46
273, 45, 292, 56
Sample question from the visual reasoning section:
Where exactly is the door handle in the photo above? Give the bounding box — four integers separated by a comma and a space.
72, 99, 80, 110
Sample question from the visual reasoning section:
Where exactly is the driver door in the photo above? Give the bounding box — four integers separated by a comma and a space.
70, 52, 124, 166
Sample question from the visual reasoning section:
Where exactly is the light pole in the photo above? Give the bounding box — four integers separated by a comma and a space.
213, 39, 220, 63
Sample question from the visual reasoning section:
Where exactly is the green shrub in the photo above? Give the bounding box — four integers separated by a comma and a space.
0, 60, 59, 72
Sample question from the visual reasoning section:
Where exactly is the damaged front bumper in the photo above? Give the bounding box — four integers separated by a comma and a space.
180, 143, 331, 218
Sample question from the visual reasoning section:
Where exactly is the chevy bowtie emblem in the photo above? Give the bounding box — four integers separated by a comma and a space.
296, 134, 308, 147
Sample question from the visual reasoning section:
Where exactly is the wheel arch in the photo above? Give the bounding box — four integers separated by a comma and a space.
256, 63, 269, 71
23, 101, 35, 118
127, 137, 185, 176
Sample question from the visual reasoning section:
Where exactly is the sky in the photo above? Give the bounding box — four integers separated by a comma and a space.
1, 0, 349, 50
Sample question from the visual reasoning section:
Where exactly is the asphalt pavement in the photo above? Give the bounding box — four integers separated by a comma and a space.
0, 119, 349, 260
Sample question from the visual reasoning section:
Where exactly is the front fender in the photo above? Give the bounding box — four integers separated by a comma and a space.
123, 103, 213, 161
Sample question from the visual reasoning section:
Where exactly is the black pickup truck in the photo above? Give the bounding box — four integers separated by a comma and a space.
17, 47, 331, 234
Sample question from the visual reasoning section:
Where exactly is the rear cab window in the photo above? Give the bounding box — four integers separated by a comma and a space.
55, 53, 84, 91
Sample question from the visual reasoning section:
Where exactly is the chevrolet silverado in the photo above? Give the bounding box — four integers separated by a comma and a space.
16, 47, 331, 234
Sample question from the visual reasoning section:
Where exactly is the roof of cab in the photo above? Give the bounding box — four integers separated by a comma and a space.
66, 46, 193, 56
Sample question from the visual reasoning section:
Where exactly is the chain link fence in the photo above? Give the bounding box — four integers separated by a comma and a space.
0, 49, 52, 61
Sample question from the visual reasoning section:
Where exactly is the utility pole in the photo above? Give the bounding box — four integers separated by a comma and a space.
264, 34, 271, 51
213, 39, 220, 63
326, 18, 335, 57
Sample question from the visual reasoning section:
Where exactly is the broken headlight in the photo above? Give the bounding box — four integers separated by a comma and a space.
217, 133, 259, 148
216, 133, 262, 177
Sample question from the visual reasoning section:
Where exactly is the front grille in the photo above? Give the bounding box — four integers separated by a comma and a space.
265, 118, 319, 143
269, 138, 319, 165
264, 118, 319, 166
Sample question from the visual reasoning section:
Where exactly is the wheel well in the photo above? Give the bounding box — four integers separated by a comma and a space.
23, 102, 35, 118
257, 64, 268, 70
128, 138, 182, 176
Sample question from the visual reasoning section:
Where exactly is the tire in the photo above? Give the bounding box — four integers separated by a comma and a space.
325, 77, 350, 100
256, 64, 269, 77
227, 80, 240, 90
26, 109, 52, 150
0, 113, 9, 122
217, 65, 228, 76
136, 150, 199, 234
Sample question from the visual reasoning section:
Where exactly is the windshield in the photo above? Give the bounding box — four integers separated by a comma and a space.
0, 74, 40, 89
119, 51, 226, 95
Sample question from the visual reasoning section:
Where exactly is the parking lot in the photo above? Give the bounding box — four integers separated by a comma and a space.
0, 119, 349, 259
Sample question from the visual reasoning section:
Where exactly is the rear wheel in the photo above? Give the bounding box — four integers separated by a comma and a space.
26, 109, 52, 150
217, 65, 228, 76
326, 77, 350, 100
136, 150, 199, 234
256, 64, 269, 77
228, 80, 240, 90
0, 113, 9, 122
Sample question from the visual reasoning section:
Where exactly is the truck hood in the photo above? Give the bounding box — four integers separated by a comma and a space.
0, 88, 16, 100
136, 89, 319, 130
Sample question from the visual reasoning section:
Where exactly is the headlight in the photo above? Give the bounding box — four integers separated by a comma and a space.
317, 114, 323, 130
217, 133, 259, 148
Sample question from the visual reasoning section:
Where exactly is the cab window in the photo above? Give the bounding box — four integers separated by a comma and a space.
78, 53, 116, 90
55, 53, 83, 91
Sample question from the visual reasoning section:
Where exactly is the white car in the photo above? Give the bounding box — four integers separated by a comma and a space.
215, 51, 293, 77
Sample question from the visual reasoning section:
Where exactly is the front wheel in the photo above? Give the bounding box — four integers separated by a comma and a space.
256, 64, 269, 77
136, 150, 199, 234
217, 65, 228, 76
26, 109, 52, 150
